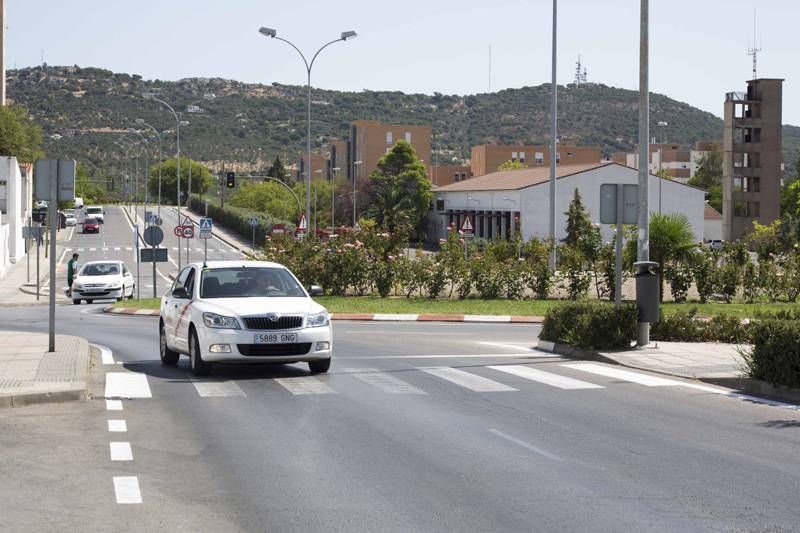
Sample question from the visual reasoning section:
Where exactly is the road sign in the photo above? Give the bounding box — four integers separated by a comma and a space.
200, 217, 213, 231
600, 184, 638, 224
34, 159, 76, 201
353, 221, 361, 233
173, 226, 184, 237
140, 247, 169, 263
460, 215, 474, 234
182, 226, 194, 239
271, 223, 286, 234
143, 226, 164, 247
298, 214, 307, 232
249, 217, 259, 227
23, 226, 44, 239
181, 216, 192, 227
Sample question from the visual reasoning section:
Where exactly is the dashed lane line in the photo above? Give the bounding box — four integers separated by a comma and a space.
107, 420, 127, 432
105, 373, 152, 399
488, 429, 564, 461
109, 441, 133, 461
105, 399, 123, 411
113, 477, 142, 504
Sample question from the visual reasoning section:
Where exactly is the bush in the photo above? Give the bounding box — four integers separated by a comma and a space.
540, 302, 637, 350
746, 320, 800, 388
651, 309, 705, 342
558, 244, 591, 300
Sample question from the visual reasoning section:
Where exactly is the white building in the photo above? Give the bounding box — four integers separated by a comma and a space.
0, 157, 33, 275
429, 162, 706, 243
703, 204, 723, 242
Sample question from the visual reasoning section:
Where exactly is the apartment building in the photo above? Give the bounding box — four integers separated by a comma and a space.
349, 120, 431, 182
470, 144, 601, 177
612, 141, 720, 183
722, 78, 784, 241
429, 165, 473, 187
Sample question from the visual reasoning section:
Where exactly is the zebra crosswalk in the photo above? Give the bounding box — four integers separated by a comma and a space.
67, 247, 236, 254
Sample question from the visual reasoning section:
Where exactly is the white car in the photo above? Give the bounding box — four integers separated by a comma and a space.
63, 209, 78, 227
72, 260, 135, 304
84, 205, 105, 223
159, 261, 331, 376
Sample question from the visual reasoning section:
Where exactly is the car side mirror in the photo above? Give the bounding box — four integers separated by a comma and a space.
172, 287, 189, 299
308, 285, 324, 296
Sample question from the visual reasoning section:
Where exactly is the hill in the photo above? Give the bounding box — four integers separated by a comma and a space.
7, 65, 799, 175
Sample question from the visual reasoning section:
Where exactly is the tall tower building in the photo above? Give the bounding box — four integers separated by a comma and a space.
722, 78, 784, 241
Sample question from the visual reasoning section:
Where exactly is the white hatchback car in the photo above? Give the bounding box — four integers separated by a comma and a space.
159, 261, 331, 376
63, 209, 78, 227
72, 260, 135, 304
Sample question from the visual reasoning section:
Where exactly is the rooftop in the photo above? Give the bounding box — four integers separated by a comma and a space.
434, 162, 612, 192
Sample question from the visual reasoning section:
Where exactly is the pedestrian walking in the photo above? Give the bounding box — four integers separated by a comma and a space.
67, 253, 79, 296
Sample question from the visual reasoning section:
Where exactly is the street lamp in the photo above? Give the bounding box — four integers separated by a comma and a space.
129, 128, 151, 224
657, 120, 668, 214
259, 26, 357, 238
332, 167, 340, 235
135, 119, 163, 217
352, 160, 362, 226
313, 169, 323, 232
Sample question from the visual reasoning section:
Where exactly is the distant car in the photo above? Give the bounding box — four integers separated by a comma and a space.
63, 209, 77, 227
85, 205, 105, 223
159, 260, 331, 376
72, 260, 135, 305
73, 197, 84, 209
83, 217, 100, 233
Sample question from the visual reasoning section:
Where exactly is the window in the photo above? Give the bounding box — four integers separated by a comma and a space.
734, 176, 761, 193
172, 267, 192, 294
386, 131, 393, 144
460, 172, 467, 181
200, 267, 305, 299
511, 151, 518, 162
734, 201, 760, 218
405, 132, 411, 142
535, 152, 544, 165
752, 202, 760, 217
184, 268, 196, 297
79, 263, 120, 276
436, 199, 445, 211
519, 151, 526, 164
555, 152, 561, 163
454, 173, 460, 182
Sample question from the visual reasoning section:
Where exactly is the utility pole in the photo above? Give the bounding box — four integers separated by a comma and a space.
548, 0, 558, 270
0, 0, 6, 105
636, 0, 651, 347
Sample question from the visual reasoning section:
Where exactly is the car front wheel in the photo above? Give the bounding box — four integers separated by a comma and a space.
72, 299, 81, 305
189, 331, 211, 376
160, 322, 179, 366
308, 358, 331, 374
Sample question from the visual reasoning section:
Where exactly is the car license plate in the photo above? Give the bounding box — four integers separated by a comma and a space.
253, 333, 297, 344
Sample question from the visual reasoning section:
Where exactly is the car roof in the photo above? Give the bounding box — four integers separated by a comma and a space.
82, 260, 122, 265
188, 260, 288, 270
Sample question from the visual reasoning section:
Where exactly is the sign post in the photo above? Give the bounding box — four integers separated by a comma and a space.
133, 224, 140, 300
600, 183, 638, 307
460, 215, 474, 260
199, 217, 213, 262
144, 226, 164, 298
249, 217, 258, 252
297, 214, 307, 238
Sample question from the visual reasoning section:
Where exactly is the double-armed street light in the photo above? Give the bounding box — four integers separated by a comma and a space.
258, 26, 357, 238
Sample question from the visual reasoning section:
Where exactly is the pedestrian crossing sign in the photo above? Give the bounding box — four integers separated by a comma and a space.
199, 217, 213, 231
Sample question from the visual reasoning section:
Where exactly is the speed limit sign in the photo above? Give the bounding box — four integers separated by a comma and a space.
182, 226, 194, 239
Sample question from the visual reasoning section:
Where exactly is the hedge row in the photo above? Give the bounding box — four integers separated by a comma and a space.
189, 195, 294, 248
540, 302, 638, 350
745, 320, 800, 389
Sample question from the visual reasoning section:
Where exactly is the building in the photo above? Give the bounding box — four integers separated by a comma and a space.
429, 165, 473, 187
0, 157, 33, 275
350, 120, 431, 183
722, 78, 784, 241
611, 141, 719, 184
428, 162, 705, 243
704, 203, 722, 242
471, 144, 601, 177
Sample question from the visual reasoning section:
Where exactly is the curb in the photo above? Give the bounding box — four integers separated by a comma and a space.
101, 306, 545, 323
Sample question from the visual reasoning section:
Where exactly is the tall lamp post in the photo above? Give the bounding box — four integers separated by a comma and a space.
657, 120, 668, 214
352, 160, 362, 226
549, 0, 558, 270
129, 128, 151, 223
135, 119, 163, 217
258, 27, 357, 239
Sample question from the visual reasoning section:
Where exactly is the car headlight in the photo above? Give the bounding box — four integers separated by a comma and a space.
306, 310, 330, 328
202, 312, 241, 329
108, 284, 121, 290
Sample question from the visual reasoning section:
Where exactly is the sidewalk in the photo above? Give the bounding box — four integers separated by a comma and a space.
596, 342, 746, 380
0, 331, 93, 407
178, 207, 251, 254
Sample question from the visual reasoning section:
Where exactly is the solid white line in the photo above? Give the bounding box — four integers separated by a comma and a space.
107, 419, 127, 432
478, 341, 537, 352
347, 368, 426, 394
110, 441, 133, 461
373, 313, 419, 321
105, 373, 152, 399
192, 380, 246, 397
488, 429, 564, 461
113, 476, 142, 504
335, 353, 554, 359
105, 399, 123, 411
274, 376, 336, 395
488, 365, 603, 390
561, 363, 682, 387
92, 344, 115, 365
420, 367, 517, 392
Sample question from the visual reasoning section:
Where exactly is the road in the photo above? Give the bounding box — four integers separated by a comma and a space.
2, 206, 800, 531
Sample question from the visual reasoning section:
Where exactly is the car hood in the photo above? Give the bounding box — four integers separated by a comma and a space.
195, 297, 323, 317
75, 274, 120, 286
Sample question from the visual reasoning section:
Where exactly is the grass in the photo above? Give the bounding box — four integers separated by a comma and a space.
110, 295, 800, 319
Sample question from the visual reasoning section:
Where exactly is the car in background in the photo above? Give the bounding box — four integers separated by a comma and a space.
83, 217, 100, 234
73, 197, 84, 209
63, 209, 78, 227
159, 260, 331, 376
85, 205, 105, 223
71, 260, 135, 304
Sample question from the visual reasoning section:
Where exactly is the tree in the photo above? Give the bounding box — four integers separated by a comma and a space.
230, 180, 305, 222
780, 154, 800, 216
368, 140, 431, 234
0, 104, 44, 164
74, 163, 107, 205
655, 167, 673, 181
267, 156, 289, 183
497, 159, 528, 171
688, 149, 723, 212
563, 188, 594, 246
147, 157, 214, 204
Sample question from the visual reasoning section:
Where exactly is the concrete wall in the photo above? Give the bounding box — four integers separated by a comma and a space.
0, 157, 24, 261
0, 223, 9, 276
704, 219, 722, 242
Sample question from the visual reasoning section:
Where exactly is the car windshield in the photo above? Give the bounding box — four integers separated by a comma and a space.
84, 218, 97, 224
86, 207, 102, 214
80, 263, 119, 276
200, 267, 306, 298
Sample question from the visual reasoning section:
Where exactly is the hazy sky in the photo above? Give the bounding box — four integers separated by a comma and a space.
7, 0, 798, 125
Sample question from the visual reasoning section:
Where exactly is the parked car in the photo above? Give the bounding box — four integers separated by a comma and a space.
83, 217, 100, 233
85, 205, 105, 223
71, 260, 135, 304
159, 260, 330, 376
63, 209, 78, 227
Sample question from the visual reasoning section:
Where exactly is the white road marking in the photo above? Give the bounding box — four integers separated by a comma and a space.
488, 365, 603, 390
110, 441, 133, 461
488, 429, 564, 461
171, 247, 178, 251
114, 247, 121, 251
561, 363, 682, 387
464, 315, 511, 322
478, 341, 538, 352
113, 476, 142, 504
347, 368, 426, 394
102, 247, 109, 252
92, 344, 115, 365
105, 373, 152, 399
107, 420, 127, 432
125, 247, 132, 251
105, 399, 123, 411
192, 380, 246, 397
679, 383, 800, 410
373, 313, 419, 321
274, 376, 336, 395
89, 247, 97, 252
336, 353, 549, 359
420, 366, 517, 392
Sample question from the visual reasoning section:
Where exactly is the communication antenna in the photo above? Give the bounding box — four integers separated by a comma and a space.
747, 9, 761, 79
574, 55, 582, 85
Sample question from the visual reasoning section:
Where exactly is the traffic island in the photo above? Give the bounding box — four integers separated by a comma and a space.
0, 331, 96, 408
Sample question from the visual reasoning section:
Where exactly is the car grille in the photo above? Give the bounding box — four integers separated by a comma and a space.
243, 315, 303, 330
237, 343, 312, 356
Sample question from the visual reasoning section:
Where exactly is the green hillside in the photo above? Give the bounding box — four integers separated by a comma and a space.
7, 65, 799, 176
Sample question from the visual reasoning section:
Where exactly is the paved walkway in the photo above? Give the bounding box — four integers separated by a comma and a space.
597, 342, 747, 380
0, 227, 74, 306
0, 331, 92, 407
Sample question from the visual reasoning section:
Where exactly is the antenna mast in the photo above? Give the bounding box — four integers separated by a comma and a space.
574, 55, 582, 85
747, 9, 761, 79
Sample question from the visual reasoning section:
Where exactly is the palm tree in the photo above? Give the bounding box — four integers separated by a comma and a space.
649, 213, 697, 301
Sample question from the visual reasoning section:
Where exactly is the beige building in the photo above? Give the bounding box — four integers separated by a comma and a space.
471, 144, 601, 177
612, 141, 721, 184
350, 120, 431, 183
722, 78, 784, 241
429, 165, 473, 187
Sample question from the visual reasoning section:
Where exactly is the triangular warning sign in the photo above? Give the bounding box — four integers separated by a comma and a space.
353, 221, 361, 232
298, 214, 307, 231
460, 216, 474, 233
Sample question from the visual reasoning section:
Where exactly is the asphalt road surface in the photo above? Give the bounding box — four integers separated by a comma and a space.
2, 207, 800, 531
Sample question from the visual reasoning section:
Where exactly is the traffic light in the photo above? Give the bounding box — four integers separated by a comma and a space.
226, 171, 235, 188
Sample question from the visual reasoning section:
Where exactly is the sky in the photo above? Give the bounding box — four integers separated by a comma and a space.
7, 0, 798, 125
